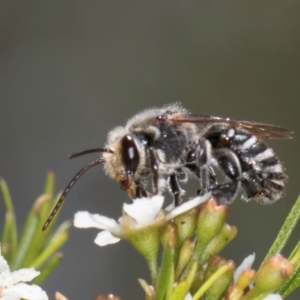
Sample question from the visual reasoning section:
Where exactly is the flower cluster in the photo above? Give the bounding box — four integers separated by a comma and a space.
0, 174, 70, 300
2, 172, 300, 300
0, 248, 48, 300
73, 193, 299, 300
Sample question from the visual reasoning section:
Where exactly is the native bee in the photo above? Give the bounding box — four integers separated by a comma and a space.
43, 103, 293, 230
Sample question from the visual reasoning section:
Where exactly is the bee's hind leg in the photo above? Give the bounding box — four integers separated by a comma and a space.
196, 140, 242, 204
210, 148, 242, 204
209, 181, 241, 204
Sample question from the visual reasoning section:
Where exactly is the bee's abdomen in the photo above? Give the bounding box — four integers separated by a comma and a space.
231, 131, 287, 203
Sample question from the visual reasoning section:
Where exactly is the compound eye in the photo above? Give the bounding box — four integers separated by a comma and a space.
121, 134, 140, 176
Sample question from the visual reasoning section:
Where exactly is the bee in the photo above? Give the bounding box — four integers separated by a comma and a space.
43, 103, 293, 230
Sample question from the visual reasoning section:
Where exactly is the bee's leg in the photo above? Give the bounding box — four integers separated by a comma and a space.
196, 140, 213, 195
210, 148, 242, 204
240, 171, 273, 202
148, 147, 159, 195
135, 181, 148, 198
196, 166, 218, 195
210, 181, 240, 204
208, 166, 218, 187
169, 173, 182, 206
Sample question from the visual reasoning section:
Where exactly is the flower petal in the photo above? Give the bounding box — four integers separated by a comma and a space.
234, 253, 255, 283
94, 230, 121, 246
74, 211, 121, 234
184, 293, 192, 300
166, 193, 211, 220
3, 282, 48, 300
0, 295, 18, 300
0, 255, 13, 287
12, 268, 40, 284
262, 294, 283, 300
0, 254, 10, 273
123, 196, 164, 226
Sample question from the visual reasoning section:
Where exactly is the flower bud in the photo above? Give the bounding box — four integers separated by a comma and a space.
175, 238, 196, 280
196, 200, 228, 252
236, 269, 256, 290
138, 279, 155, 300
173, 207, 199, 246
161, 222, 178, 250
179, 203, 232, 280
192, 261, 234, 300
242, 254, 294, 299
190, 268, 205, 295
256, 254, 294, 291
205, 256, 228, 276
227, 269, 256, 300
204, 258, 235, 300
200, 224, 237, 265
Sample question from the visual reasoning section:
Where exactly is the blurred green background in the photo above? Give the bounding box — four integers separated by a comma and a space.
0, 1, 299, 299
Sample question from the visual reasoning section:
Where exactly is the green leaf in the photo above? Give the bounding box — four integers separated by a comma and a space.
10, 194, 49, 270
33, 252, 63, 285
289, 239, 300, 264
44, 171, 55, 196
278, 263, 300, 297
261, 194, 300, 267
43, 191, 63, 235
0, 179, 18, 262
41, 171, 55, 216
30, 221, 70, 269
20, 194, 52, 267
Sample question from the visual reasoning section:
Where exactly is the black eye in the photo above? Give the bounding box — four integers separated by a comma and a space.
121, 134, 140, 175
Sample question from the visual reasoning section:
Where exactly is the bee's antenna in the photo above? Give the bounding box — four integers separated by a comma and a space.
68, 148, 114, 158
42, 158, 106, 231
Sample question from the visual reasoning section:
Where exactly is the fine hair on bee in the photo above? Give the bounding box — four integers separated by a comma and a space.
43, 103, 293, 230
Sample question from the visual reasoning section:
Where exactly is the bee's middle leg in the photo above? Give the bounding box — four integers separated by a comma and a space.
148, 147, 159, 195
169, 173, 182, 206
196, 140, 213, 195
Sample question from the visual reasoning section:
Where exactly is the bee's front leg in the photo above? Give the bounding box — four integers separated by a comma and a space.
135, 181, 148, 198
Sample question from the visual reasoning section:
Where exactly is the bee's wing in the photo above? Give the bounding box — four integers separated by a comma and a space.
169, 114, 293, 139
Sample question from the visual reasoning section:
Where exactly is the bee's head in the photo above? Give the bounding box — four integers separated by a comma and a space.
121, 134, 140, 176
103, 129, 145, 199
116, 134, 141, 198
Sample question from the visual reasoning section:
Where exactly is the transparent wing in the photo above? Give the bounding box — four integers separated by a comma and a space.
168, 114, 293, 139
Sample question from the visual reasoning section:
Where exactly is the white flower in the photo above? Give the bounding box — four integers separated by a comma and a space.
262, 294, 283, 300
74, 193, 211, 247
165, 193, 211, 220
233, 253, 255, 284
0, 250, 48, 300
74, 195, 165, 246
